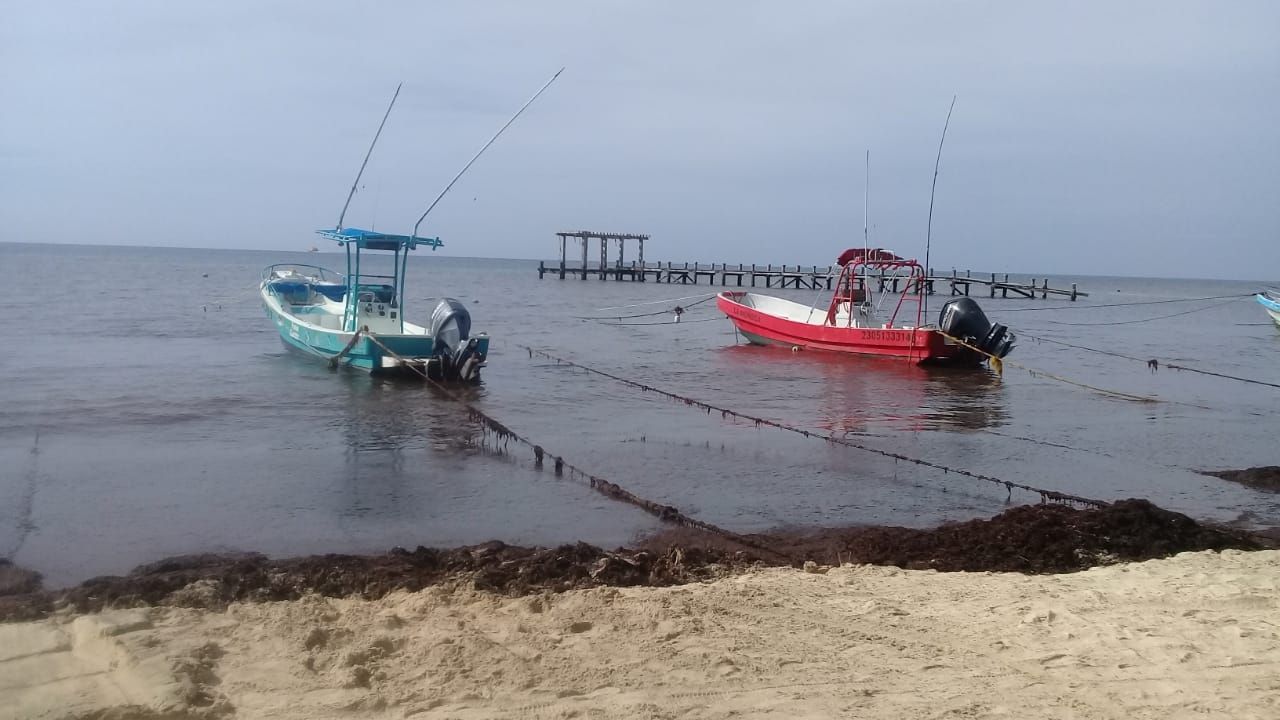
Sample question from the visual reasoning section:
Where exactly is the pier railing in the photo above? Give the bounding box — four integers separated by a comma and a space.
536, 261, 1086, 299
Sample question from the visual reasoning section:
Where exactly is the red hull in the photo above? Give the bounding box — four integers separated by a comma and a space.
717, 292, 980, 365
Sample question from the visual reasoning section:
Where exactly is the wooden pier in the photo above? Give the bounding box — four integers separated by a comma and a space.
538, 259, 1087, 299
540, 231, 1086, 299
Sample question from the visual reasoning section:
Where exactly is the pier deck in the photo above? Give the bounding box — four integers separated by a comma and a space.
537, 261, 1087, 299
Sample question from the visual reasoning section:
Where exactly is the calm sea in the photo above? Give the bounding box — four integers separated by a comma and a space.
1, 241, 1277, 587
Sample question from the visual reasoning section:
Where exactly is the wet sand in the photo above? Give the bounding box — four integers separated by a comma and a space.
2, 500, 1278, 718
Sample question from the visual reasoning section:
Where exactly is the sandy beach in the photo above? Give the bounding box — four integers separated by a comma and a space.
4, 548, 1277, 720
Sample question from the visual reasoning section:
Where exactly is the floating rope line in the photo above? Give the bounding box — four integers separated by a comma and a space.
980, 429, 1192, 475
1020, 333, 1280, 390
519, 345, 1110, 509
357, 332, 787, 560
3, 428, 40, 561
998, 293, 1252, 312
576, 295, 716, 321
593, 292, 717, 312
595, 317, 723, 327
937, 332, 1158, 403
1047, 297, 1244, 326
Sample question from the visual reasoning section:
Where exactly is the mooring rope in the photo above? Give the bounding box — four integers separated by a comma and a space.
519, 345, 1110, 509
1047, 297, 1244, 326
1020, 333, 1280, 390
596, 317, 724, 327
576, 294, 716, 321
997, 293, 1252, 312
356, 332, 788, 560
936, 332, 1158, 403
2, 428, 40, 561
593, 292, 717, 312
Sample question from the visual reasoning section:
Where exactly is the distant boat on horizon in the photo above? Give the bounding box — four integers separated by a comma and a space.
307, 246, 319, 252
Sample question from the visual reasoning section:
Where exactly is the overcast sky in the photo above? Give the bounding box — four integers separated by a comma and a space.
3, 1, 1277, 279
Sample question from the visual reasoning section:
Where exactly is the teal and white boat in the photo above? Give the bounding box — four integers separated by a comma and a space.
261, 70, 562, 382
1257, 289, 1280, 328
261, 231, 488, 381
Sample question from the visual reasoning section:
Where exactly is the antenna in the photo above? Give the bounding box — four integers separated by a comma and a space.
337, 83, 402, 232
924, 95, 956, 319
412, 67, 565, 239
863, 149, 869, 254
863, 149, 871, 309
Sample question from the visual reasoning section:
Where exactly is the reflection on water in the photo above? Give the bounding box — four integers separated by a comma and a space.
715, 345, 1007, 434
336, 374, 486, 453
334, 374, 486, 520
918, 366, 1009, 431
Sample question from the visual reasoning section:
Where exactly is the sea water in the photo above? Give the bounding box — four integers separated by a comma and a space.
1, 242, 1276, 587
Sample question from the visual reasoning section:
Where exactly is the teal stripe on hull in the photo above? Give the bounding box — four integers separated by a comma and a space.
264, 303, 434, 373
263, 298, 489, 375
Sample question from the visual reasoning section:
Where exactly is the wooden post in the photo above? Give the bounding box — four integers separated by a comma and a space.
1071, 283, 1077, 301
990, 272, 995, 298
559, 234, 567, 279
1041, 278, 1048, 299
599, 236, 607, 280
1002, 273, 1009, 298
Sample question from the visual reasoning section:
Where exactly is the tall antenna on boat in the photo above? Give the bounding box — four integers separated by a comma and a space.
863, 149, 871, 307
863, 149, 869, 253
412, 67, 565, 239
337, 82, 402, 232
923, 94, 956, 319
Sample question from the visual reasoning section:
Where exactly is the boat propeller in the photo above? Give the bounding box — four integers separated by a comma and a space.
938, 297, 1016, 360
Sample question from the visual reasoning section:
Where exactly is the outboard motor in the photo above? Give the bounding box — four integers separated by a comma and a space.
938, 297, 1016, 359
428, 298, 486, 383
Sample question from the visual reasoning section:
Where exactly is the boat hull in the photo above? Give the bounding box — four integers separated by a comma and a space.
261, 290, 489, 378
716, 291, 982, 365
1258, 293, 1280, 328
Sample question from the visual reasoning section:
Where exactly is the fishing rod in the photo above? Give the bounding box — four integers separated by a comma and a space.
923, 94, 957, 320
412, 67, 565, 239
337, 83, 402, 232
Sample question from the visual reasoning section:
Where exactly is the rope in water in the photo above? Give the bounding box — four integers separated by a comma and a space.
1046, 297, 1245, 326
575, 294, 717, 321
593, 292, 718, 312
1020, 333, 1280, 390
997, 293, 1253, 312
519, 345, 1110, 509
595, 317, 724, 327
936, 332, 1158, 403
355, 332, 788, 559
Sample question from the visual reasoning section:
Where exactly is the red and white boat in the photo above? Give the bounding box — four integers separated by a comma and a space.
716, 248, 1015, 366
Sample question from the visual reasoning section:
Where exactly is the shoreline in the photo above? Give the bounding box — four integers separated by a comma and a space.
3, 499, 1279, 718
4, 549, 1277, 719
3, 498, 1271, 624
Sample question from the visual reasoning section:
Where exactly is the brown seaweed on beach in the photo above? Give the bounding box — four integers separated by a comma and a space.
0, 499, 1268, 623
1201, 466, 1280, 493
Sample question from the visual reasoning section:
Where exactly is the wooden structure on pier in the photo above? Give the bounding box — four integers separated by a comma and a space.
553, 231, 649, 281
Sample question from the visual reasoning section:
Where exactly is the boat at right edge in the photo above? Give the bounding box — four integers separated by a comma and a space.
1257, 289, 1280, 328
716, 247, 1016, 367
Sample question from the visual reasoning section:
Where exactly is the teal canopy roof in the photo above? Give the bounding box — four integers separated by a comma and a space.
316, 228, 443, 251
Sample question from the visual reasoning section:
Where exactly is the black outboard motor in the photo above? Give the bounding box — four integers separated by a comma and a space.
428, 298, 486, 383
938, 297, 1016, 360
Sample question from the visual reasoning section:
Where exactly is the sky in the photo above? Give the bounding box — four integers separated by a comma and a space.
2, 1, 1277, 279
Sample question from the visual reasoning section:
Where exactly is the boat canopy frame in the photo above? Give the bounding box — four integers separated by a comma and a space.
825, 249, 928, 330
316, 227, 444, 333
